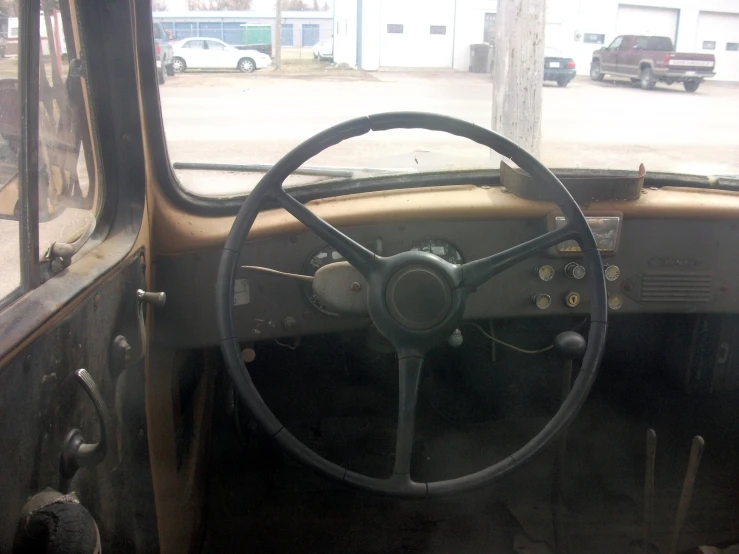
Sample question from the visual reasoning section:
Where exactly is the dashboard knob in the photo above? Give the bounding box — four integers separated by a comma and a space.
565, 262, 586, 279
532, 293, 552, 310
605, 265, 621, 281
536, 265, 555, 281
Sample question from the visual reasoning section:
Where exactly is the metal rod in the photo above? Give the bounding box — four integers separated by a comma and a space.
18, 0, 42, 290
242, 265, 314, 282
644, 429, 657, 554
552, 358, 573, 554
669, 435, 705, 554
171, 161, 415, 177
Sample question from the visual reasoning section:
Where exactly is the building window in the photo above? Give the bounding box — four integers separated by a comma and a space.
727, 42, 739, 51
702, 41, 716, 50
387, 24, 403, 34
483, 13, 496, 43
430, 25, 446, 35
584, 33, 605, 44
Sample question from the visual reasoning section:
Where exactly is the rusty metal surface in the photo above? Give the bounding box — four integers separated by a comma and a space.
0, 253, 157, 552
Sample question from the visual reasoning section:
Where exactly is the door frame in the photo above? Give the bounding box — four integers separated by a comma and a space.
0, 0, 146, 365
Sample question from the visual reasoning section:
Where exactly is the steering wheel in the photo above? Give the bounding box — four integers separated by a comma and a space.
216, 112, 607, 498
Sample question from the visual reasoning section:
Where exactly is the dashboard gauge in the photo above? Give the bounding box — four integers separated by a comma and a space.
552, 215, 622, 255
411, 239, 464, 265
608, 294, 624, 311
302, 245, 345, 316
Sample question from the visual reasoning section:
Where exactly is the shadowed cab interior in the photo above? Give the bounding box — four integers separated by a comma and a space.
1, 1, 738, 553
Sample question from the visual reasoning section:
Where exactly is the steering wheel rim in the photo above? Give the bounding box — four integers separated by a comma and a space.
217, 112, 607, 498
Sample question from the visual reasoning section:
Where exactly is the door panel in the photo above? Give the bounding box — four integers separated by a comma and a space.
0, 252, 158, 551
183, 39, 207, 68
600, 36, 622, 72
205, 40, 231, 69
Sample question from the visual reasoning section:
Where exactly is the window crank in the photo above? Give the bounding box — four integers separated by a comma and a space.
60, 369, 110, 487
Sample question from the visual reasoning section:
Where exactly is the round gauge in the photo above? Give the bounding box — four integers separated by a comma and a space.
302, 245, 346, 316
536, 265, 555, 282
411, 239, 464, 265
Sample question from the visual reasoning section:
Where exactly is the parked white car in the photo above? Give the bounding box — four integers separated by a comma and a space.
312, 39, 333, 61
171, 37, 272, 73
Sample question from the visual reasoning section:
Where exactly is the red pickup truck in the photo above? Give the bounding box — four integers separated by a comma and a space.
590, 35, 715, 92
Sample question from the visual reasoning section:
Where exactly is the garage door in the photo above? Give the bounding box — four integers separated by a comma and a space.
379, 0, 455, 68
696, 11, 739, 81
302, 24, 319, 47
616, 5, 679, 44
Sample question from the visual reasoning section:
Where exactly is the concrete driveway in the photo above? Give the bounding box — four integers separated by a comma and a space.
158, 69, 739, 195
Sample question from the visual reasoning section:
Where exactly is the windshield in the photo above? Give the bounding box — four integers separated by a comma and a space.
154, 3, 739, 198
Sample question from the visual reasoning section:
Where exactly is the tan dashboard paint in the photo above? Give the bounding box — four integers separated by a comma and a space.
152, 184, 739, 256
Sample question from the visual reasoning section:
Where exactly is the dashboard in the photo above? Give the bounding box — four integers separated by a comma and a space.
156, 185, 739, 348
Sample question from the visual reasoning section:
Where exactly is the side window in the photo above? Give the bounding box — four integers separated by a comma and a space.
206, 40, 226, 51
608, 36, 623, 50
634, 36, 649, 50
0, 4, 98, 307
184, 40, 205, 49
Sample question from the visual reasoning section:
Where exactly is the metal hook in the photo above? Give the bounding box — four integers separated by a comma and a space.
59, 369, 110, 482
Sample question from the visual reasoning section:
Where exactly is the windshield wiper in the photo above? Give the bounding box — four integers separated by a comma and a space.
172, 162, 417, 178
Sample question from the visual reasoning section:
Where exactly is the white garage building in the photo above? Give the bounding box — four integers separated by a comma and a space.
333, 0, 739, 81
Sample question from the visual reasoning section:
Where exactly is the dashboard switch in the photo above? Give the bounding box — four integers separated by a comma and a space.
536, 265, 555, 281
564, 292, 581, 308
565, 262, 586, 279
532, 293, 552, 310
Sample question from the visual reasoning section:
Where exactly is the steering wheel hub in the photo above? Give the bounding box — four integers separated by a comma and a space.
385, 265, 452, 330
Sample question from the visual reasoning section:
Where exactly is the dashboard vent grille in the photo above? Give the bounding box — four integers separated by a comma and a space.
640, 273, 712, 303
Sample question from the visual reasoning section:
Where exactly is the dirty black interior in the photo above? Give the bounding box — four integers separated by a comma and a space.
192, 314, 739, 553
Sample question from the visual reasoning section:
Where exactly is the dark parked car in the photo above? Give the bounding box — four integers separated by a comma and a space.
153, 22, 174, 85
544, 47, 576, 87
590, 35, 715, 92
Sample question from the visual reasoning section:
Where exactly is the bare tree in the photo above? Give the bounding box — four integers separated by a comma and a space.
152, 0, 168, 10
312, 0, 319, 10
188, 0, 253, 9
282, 0, 310, 10
321, 1, 329, 10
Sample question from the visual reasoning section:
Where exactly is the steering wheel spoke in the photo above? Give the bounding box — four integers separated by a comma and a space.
461, 223, 578, 288
277, 190, 379, 275
392, 353, 424, 478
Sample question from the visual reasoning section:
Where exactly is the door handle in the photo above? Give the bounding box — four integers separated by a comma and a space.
60, 369, 110, 483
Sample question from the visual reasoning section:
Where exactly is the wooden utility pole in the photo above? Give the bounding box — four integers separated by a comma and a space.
491, 0, 545, 160
274, 0, 282, 70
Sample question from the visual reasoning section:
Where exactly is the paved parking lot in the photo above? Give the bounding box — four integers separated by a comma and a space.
159, 69, 739, 195
1, 68, 738, 298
